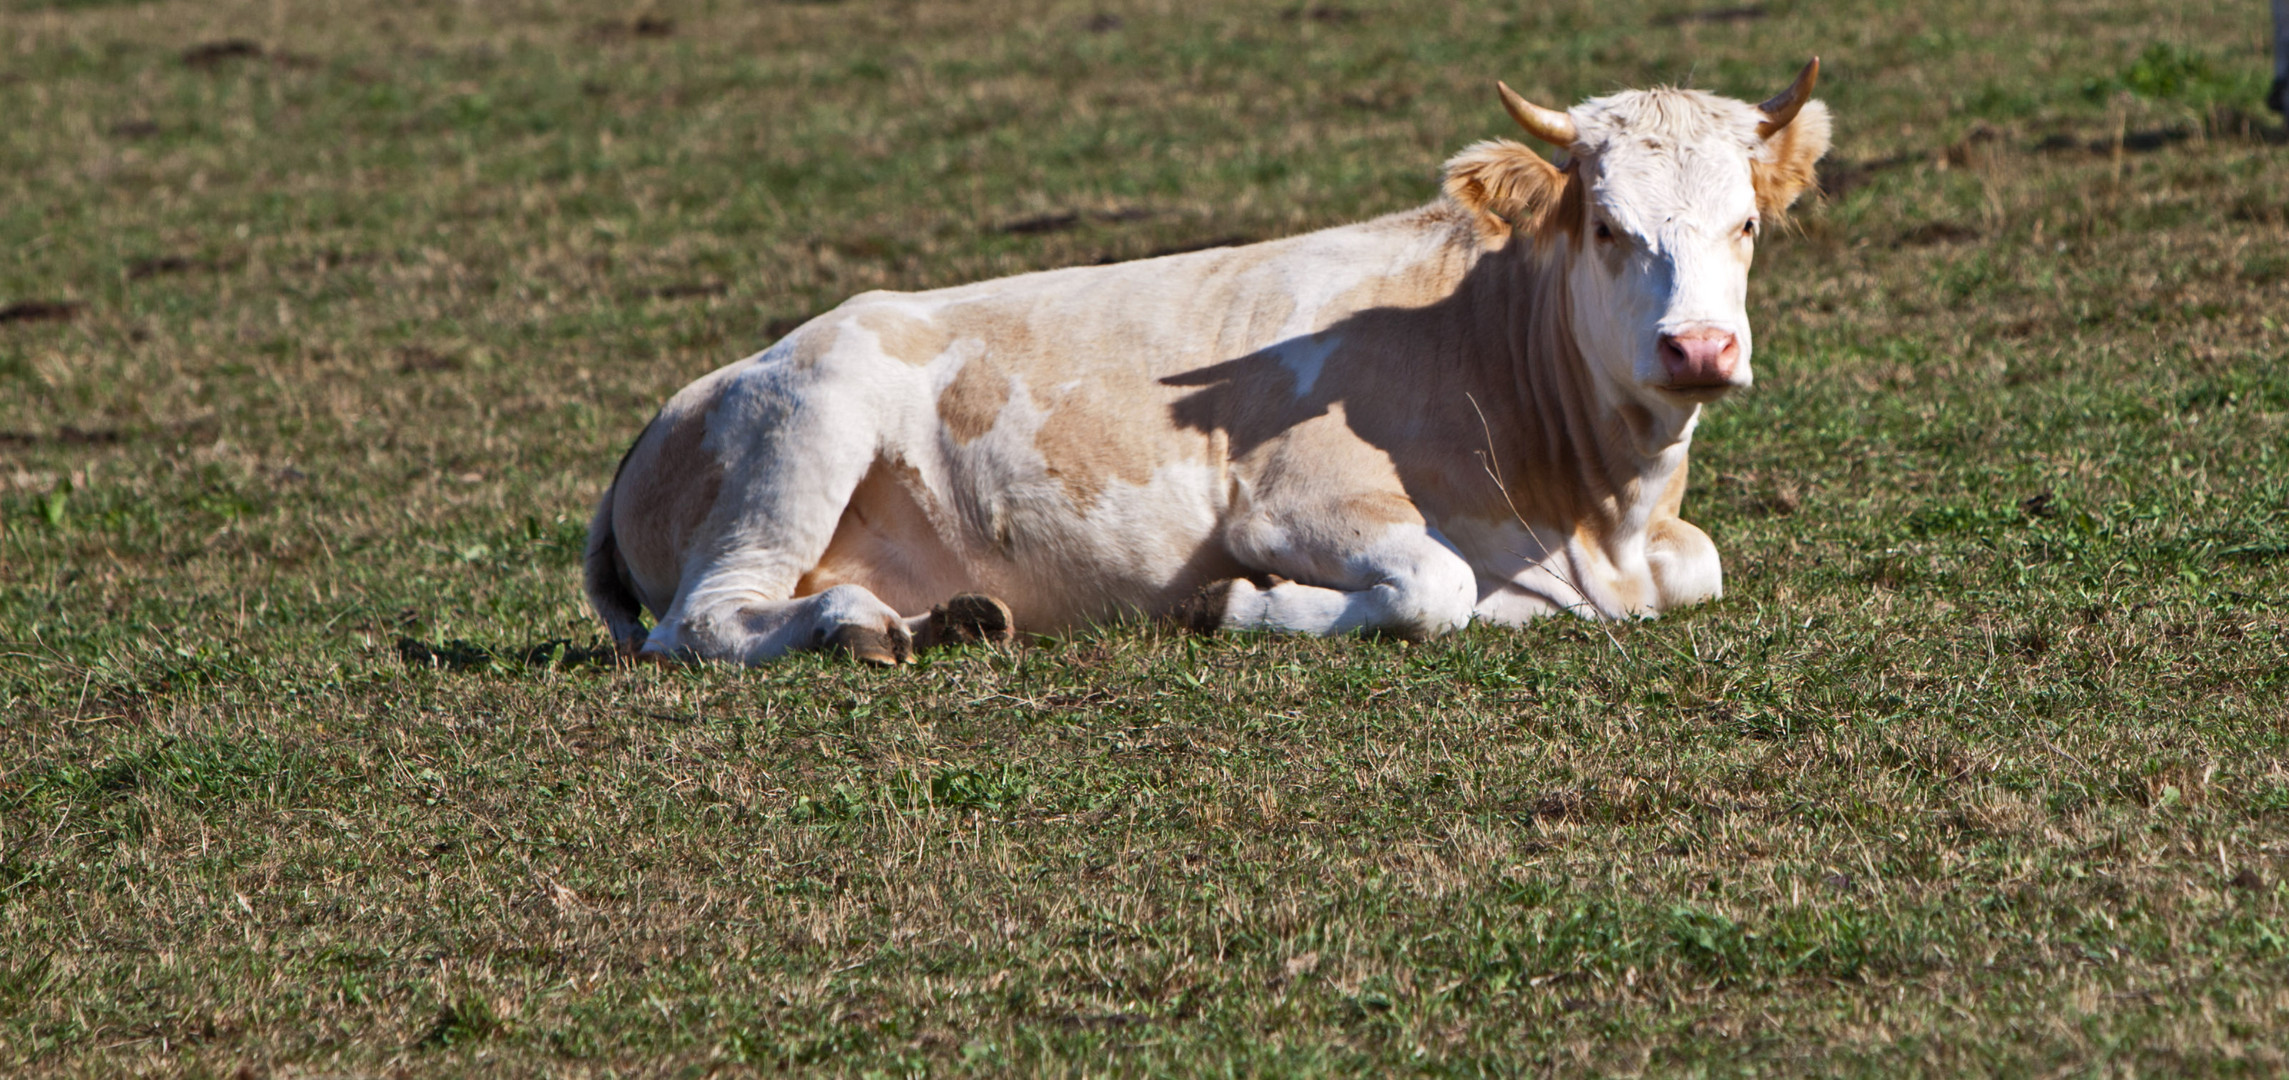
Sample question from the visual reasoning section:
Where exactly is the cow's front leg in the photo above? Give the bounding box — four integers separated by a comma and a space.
1645, 516, 1723, 610
1182, 512, 1478, 641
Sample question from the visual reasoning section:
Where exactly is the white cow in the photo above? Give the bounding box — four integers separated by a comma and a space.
586, 63, 1833, 664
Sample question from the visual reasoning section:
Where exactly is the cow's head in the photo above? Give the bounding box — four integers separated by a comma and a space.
1445, 62, 1830, 409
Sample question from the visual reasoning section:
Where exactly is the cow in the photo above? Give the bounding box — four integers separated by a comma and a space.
584, 62, 1834, 665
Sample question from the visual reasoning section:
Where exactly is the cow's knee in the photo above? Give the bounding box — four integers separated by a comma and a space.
1646, 517, 1722, 610
1371, 547, 1477, 639
804, 584, 914, 665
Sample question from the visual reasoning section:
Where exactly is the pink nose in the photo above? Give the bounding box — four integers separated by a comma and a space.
1657, 329, 1740, 387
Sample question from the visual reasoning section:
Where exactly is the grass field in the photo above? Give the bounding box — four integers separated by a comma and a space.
4, 0, 2288, 1074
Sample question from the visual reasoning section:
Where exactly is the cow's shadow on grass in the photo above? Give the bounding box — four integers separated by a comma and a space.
395, 636, 618, 673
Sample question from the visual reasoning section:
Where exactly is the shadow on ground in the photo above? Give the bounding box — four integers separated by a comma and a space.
394, 637, 618, 672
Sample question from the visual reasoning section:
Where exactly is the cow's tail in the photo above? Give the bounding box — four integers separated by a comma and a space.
584, 486, 649, 657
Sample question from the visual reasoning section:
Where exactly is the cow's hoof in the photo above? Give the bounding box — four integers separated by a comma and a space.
824, 622, 914, 666
929, 593, 1015, 648
614, 630, 656, 663
1170, 579, 1237, 635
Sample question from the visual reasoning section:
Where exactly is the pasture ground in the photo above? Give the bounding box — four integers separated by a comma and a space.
3, 0, 2288, 1074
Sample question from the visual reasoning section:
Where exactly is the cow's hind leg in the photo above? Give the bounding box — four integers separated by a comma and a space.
627, 351, 957, 666
649, 579, 917, 666
648, 586, 1014, 665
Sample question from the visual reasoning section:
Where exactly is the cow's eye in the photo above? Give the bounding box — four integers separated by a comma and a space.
1594, 221, 1615, 242
1742, 219, 1759, 239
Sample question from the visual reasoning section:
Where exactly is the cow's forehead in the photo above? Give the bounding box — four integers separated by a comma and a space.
1570, 89, 1764, 229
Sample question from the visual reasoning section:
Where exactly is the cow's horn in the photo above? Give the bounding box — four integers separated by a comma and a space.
1756, 58, 1820, 139
1497, 81, 1577, 147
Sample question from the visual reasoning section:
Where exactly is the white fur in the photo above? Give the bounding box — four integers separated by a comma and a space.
1566, 90, 1767, 417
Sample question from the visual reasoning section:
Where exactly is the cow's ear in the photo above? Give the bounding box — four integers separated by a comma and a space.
1443, 139, 1566, 242
1752, 99, 1831, 220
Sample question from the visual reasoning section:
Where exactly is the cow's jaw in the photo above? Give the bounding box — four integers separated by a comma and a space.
1560, 97, 1766, 420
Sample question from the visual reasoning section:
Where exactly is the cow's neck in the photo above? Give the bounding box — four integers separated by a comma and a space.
1469, 238, 1697, 551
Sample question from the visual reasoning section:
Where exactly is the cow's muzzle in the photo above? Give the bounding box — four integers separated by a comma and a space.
1656, 328, 1743, 394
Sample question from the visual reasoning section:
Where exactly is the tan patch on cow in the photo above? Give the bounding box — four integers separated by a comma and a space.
856, 309, 954, 367
937, 353, 1013, 445
1646, 515, 1708, 559
1441, 139, 1568, 245
1751, 99, 1832, 225
930, 298, 1220, 509
1033, 384, 1161, 506
1534, 163, 1587, 247
1346, 487, 1426, 529
795, 456, 966, 614
1654, 456, 1690, 519
771, 324, 833, 371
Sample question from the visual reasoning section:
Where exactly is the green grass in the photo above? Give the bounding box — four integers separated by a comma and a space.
3, 0, 2288, 1074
